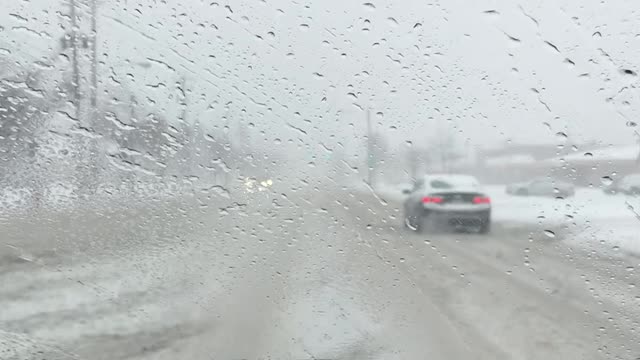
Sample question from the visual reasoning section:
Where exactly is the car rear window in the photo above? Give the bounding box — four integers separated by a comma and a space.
430, 180, 454, 189
428, 176, 480, 189
621, 175, 640, 185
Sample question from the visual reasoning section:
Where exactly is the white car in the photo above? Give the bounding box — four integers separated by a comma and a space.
402, 174, 491, 233
610, 173, 640, 195
506, 178, 575, 198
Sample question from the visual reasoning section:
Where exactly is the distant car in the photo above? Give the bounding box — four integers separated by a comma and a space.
402, 174, 491, 233
602, 177, 623, 195
606, 174, 640, 195
506, 178, 575, 198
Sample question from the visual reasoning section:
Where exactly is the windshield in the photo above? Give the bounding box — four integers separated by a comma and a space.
2, 1, 639, 359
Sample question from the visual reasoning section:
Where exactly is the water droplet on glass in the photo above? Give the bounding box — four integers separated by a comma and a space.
601, 176, 613, 186
502, 32, 521, 45
363, 2, 376, 10
545, 40, 560, 53
620, 69, 637, 76
544, 230, 556, 238
405, 218, 417, 231
556, 131, 568, 140
564, 58, 575, 68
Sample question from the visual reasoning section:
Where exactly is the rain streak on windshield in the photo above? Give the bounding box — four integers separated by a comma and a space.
1, 0, 639, 359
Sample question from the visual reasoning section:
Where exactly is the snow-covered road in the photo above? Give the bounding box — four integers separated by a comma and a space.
1, 186, 639, 359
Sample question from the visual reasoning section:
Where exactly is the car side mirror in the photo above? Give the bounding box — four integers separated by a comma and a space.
402, 189, 411, 195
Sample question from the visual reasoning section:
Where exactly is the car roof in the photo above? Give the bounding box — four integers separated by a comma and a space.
622, 173, 640, 179
421, 174, 481, 191
621, 173, 640, 182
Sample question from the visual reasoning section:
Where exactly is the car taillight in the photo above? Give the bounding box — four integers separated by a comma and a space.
473, 196, 491, 204
422, 196, 443, 204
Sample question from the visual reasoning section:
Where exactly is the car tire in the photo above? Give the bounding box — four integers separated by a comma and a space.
404, 212, 420, 232
406, 214, 429, 233
419, 213, 440, 233
479, 222, 490, 234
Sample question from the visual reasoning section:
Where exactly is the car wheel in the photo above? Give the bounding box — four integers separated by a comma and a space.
404, 212, 420, 232
478, 221, 491, 234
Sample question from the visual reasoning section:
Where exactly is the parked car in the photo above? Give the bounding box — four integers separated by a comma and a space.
402, 174, 491, 233
506, 178, 575, 197
606, 173, 640, 195
602, 177, 623, 195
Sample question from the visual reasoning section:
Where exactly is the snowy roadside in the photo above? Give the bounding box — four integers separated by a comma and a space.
351, 181, 640, 257
0, 182, 179, 213
489, 185, 640, 257
0, 224, 229, 360
0, 177, 234, 215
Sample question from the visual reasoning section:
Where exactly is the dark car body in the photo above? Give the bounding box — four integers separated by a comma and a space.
403, 174, 491, 233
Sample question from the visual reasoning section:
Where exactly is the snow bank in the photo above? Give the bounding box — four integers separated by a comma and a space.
0, 187, 31, 209
0, 179, 207, 214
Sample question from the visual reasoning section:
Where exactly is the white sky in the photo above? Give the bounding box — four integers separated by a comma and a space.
2, 0, 640, 156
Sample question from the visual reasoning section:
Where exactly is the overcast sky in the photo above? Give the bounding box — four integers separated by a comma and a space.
2, 0, 640, 155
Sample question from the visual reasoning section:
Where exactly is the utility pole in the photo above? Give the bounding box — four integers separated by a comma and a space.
179, 76, 188, 123
90, 0, 98, 108
366, 108, 374, 185
70, 0, 81, 119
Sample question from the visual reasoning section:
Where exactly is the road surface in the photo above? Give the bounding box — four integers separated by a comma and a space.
1, 187, 639, 359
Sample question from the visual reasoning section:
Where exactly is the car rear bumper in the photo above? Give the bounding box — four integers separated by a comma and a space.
425, 209, 491, 227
